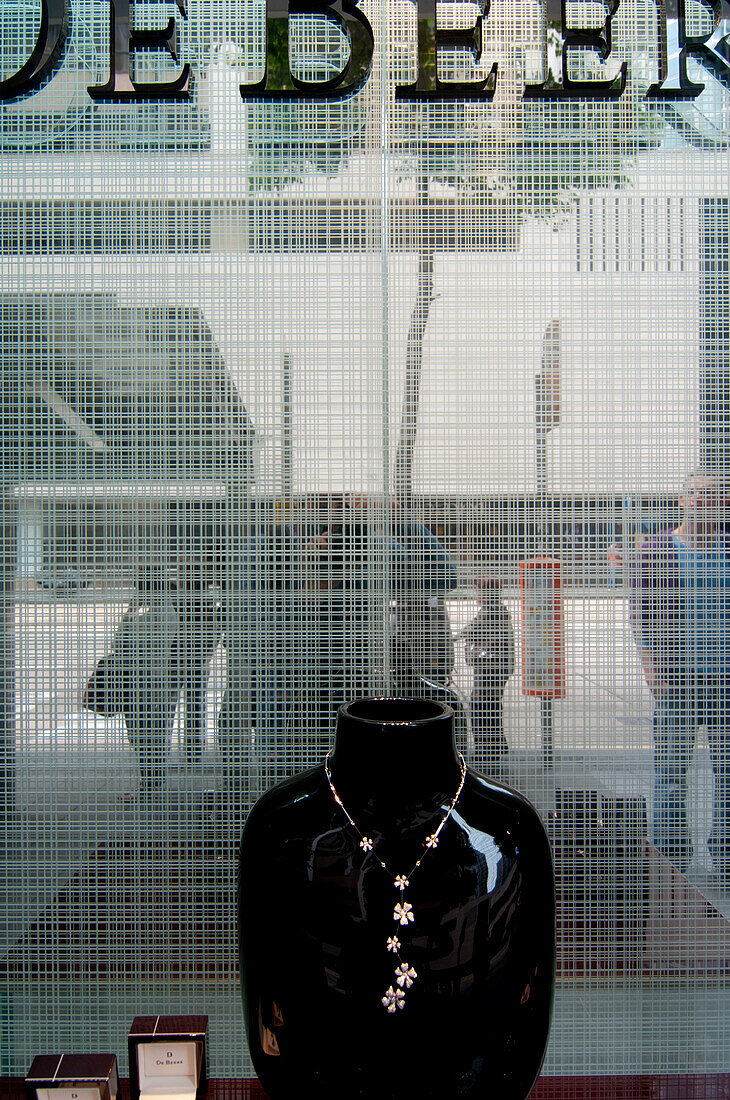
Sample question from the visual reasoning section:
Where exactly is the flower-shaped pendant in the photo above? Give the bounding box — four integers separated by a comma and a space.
393, 900, 414, 926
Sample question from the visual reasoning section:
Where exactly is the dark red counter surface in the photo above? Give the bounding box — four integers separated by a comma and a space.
4, 1075, 730, 1099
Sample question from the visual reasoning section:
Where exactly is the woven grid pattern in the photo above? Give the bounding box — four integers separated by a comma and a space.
2, 0, 730, 1080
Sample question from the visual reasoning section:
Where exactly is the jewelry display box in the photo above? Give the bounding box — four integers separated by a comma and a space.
128, 1016, 208, 1100
25, 1055, 119, 1100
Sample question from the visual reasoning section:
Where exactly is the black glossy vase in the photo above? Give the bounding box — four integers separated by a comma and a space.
238, 698, 555, 1099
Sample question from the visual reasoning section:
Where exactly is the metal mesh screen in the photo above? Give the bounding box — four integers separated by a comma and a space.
2, 0, 730, 1080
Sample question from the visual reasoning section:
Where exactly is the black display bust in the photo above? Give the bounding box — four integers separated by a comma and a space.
238, 698, 555, 1099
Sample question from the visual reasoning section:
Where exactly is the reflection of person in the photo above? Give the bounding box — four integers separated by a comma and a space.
174, 562, 221, 765
120, 568, 179, 800
630, 471, 730, 876
389, 594, 455, 698
458, 578, 515, 772
218, 497, 458, 796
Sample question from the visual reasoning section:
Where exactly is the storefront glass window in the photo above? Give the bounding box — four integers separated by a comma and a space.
2, 0, 730, 1079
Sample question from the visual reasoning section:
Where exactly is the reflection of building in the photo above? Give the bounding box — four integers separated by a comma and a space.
14, 481, 228, 583
3, 294, 253, 578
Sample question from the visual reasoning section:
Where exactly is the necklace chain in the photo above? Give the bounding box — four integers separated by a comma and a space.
324, 750, 467, 1014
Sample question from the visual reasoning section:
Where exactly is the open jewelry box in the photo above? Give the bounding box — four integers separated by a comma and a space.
128, 1017, 207, 1100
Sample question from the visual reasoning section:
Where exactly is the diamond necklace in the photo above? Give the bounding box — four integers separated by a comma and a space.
324, 749, 467, 1014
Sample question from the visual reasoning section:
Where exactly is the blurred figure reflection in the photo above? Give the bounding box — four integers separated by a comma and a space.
174, 558, 221, 766
218, 495, 457, 799
630, 470, 730, 879
458, 577, 515, 775
120, 566, 179, 800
